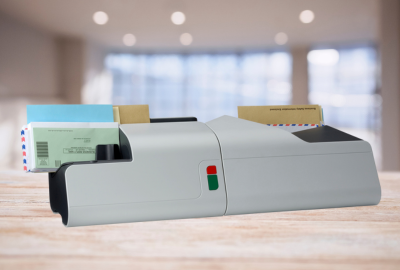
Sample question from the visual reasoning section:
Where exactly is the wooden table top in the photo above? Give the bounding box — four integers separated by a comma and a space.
0, 171, 399, 270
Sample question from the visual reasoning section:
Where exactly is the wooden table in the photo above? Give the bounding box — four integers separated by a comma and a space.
0, 171, 399, 270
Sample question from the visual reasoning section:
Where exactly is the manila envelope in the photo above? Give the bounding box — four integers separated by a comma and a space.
113, 105, 150, 124
238, 105, 322, 125
113, 107, 121, 124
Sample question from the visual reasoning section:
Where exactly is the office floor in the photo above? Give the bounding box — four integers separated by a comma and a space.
0, 171, 399, 270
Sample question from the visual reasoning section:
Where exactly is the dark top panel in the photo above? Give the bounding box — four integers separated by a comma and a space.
292, 125, 362, 143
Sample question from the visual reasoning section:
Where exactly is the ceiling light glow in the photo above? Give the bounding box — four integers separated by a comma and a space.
180, 33, 193, 45
93, 11, 109, 25
299, 10, 314, 23
307, 49, 339, 66
171, 11, 186, 25
274, 32, 288, 45
123, 34, 136, 46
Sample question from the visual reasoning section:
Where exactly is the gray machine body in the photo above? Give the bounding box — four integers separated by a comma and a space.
49, 116, 381, 227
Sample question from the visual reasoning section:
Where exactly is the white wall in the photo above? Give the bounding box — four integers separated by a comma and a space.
380, 0, 400, 171
291, 46, 309, 105
0, 14, 62, 170
0, 13, 58, 98
56, 37, 84, 104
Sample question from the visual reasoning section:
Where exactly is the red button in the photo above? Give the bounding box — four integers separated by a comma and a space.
207, 166, 217, 175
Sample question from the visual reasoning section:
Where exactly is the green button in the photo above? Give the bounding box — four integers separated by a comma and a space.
207, 175, 219, 190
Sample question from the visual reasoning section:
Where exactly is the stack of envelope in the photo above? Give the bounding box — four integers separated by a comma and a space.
22, 104, 150, 172
22, 122, 119, 173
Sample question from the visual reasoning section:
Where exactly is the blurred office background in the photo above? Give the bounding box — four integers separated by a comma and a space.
0, 0, 399, 171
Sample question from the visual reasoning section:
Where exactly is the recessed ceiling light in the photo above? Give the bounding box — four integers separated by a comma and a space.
171, 11, 186, 25
93, 11, 109, 25
299, 10, 314, 24
123, 34, 136, 46
180, 33, 193, 45
274, 32, 288, 45
307, 49, 339, 66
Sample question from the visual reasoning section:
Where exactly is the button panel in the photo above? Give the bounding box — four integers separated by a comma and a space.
206, 166, 218, 191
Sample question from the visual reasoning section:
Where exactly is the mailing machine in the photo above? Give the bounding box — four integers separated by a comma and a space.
49, 116, 381, 227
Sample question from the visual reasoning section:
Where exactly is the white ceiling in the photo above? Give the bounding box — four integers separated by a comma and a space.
0, 0, 379, 51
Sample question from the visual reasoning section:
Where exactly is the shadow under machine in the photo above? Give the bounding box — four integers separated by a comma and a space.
49, 116, 381, 227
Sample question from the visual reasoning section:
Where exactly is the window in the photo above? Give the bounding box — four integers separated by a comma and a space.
106, 52, 292, 122
308, 46, 381, 167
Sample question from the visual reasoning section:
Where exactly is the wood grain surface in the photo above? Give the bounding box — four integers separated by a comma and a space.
0, 171, 399, 270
